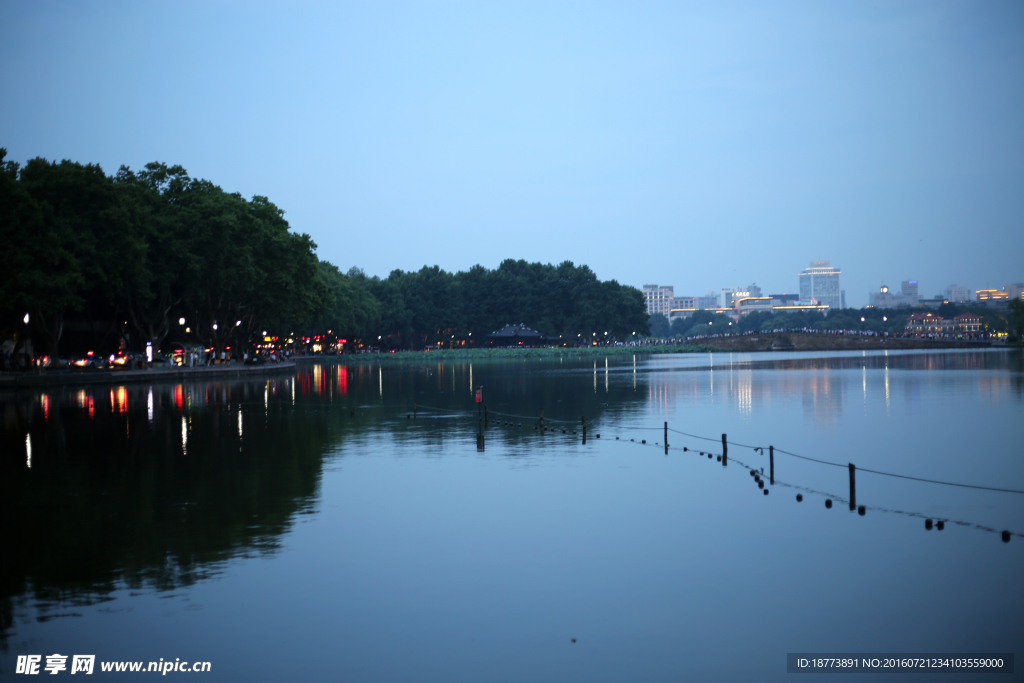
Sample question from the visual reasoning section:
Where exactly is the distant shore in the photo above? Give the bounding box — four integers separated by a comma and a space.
290, 335, 1001, 364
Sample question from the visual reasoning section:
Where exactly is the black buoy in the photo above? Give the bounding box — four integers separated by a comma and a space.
534, 426, 538, 430
749, 471, 755, 477
630, 439, 634, 442
825, 499, 833, 509
758, 480, 764, 489
407, 414, 411, 419
641, 439, 646, 444
925, 519, 933, 530
763, 489, 768, 495
683, 447, 687, 452
936, 521, 944, 531
716, 455, 721, 461
857, 505, 865, 516
615, 437, 619, 440
1002, 530, 1011, 543
796, 494, 803, 502
596, 434, 600, 438
562, 430, 566, 434
708, 453, 712, 459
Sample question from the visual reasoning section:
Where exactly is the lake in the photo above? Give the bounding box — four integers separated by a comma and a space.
2, 348, 1022, 681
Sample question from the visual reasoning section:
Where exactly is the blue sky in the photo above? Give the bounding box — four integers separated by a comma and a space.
2, 0, 1021, 306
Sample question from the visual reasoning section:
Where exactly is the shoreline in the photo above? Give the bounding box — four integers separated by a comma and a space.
289, 335, 1004, 364
0, 361, 296, 389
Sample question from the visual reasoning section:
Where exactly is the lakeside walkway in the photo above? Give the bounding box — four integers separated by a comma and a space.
0, 361, 296, 389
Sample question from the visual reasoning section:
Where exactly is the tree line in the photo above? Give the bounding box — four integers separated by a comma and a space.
0, 151, 649, 359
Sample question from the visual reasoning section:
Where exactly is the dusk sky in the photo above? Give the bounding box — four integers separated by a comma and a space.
2, 0, 1021, 307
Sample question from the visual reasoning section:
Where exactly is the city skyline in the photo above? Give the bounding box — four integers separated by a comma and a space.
1, 2, 1022, 308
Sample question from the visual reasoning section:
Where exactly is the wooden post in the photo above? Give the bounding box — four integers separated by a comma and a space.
581, 415, 586, 444
664, 422, 668, 455
769, 445, 774, 485
848, 463, 856, 511
722, 433, 727, 466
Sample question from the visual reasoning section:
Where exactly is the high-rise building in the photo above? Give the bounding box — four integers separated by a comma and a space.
697, 292, 718, 310
799, 261, 842, 309
944, 284, 971, 303
642, 284, 675, 316
719, 287, 744, 309
900, 280, 920, 306
1004, 283, 1024, 300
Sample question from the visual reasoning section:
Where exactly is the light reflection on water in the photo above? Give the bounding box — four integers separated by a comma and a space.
1, 348, 1022, 682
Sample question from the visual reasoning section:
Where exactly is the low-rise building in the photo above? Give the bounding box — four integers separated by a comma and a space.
904, 312, 983, 336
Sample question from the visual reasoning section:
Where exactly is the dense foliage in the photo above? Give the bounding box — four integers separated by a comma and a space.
0, 150, 649, 357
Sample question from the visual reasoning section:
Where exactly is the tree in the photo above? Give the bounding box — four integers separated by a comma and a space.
12, 157, 119, 360
648, 313, 670, 338
112, 163, 195, 352
1008, 299, 1024, 340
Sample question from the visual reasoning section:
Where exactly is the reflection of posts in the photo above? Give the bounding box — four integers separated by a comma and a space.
581, 415, 586, 445
722, 434, 728, 466
477, 430, 485, 452
769, 445, 774, 484
848, 463, 857, 511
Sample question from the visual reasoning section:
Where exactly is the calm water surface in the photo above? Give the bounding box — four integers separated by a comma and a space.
2, 349, 1022, 681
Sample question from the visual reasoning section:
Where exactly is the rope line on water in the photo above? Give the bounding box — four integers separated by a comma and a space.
854, 467, 1024, 495
338, 399, 1024, 496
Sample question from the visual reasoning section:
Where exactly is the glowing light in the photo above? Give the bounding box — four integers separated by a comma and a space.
179, 317, 185, 325
236, 320, 242, 326
26, 434, 31, 468
212, 323, 218, 330
24, 313, 30, 324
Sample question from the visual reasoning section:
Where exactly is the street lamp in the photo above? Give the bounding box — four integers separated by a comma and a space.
23, 313, 29, 325
178, 317, 185, 325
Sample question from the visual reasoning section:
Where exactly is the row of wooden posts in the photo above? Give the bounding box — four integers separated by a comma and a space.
413, 403, 860, 511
